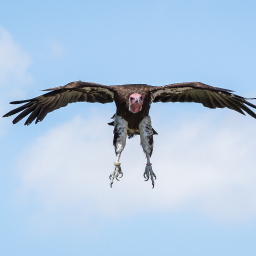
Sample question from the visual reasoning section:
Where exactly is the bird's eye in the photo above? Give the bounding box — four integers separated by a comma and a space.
140, 96, 143, 100
130, 97, 134, 101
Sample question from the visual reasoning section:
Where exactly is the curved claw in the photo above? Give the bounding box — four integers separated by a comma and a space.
109, 164, 123, 187
143, 164, 157, 188
143, 172, 149, 181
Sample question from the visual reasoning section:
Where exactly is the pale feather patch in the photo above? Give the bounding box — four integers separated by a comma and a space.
80, 87, 114, 98
114, 115, 128, 154
127, 127, 140, 134
139, 116, 153, 156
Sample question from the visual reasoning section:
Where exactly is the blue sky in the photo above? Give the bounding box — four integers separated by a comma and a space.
1, 1, 256, 255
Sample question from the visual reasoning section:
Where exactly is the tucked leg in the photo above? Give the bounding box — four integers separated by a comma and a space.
109, 115, 128, 187
139, 116, 157, 188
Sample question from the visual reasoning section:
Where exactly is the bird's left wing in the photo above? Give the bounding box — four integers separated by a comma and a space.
3, 81, 115, 125
150, 82, 256, 118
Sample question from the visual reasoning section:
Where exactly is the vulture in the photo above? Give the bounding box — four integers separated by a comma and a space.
3, 81, 256, 188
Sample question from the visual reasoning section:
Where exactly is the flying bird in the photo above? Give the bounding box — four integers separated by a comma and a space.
3, 81, 256, 188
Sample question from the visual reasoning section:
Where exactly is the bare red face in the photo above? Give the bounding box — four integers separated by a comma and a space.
129, 93, 143, 113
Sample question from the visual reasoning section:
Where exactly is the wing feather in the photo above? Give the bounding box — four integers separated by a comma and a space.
177, 93, 187, 102
70, 91, 82, 103
84, 94, 95, 102
12, 104, 36, 124
4, 102, 32, 117
184, 91, 193, 102
231, 98, 256, 118
206, 91, 221, 108
210, 93, 227, 108
39, 96, 55, 106
150, 82, 256, 118
221, 95, 245, 115
3, 81, 115, 125
25, 106, 42, 125
189, 90, 201, 103
36, 106, 49, 123
47, 94, 61, 109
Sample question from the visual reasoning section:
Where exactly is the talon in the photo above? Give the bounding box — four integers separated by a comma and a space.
143, 163, 156, 188
109, 163, 123, 187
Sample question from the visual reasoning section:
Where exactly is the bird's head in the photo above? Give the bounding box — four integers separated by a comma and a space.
129, 93, 143, 113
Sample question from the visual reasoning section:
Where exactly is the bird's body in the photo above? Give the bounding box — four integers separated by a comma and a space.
4, 81, 256, 187
112, 84, 151, 129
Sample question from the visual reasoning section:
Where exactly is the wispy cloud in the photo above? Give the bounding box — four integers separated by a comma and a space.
0, 25, 32, 90
15, 108, 256, 232
0, 25, 33, 134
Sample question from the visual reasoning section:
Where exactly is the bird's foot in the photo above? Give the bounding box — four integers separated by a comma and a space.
109, 162, 123, 188
144, 163, 157, 188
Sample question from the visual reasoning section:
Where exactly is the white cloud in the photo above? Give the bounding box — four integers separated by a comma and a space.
0, 25, 33, 135
15, 108, 256, 231
0, 25, 32, 91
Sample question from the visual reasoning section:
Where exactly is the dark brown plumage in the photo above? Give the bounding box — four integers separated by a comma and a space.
3, 81, 256, 126
150, 82, 256, 119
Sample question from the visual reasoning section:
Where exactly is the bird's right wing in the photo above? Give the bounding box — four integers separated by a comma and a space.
3, 81, 115, 125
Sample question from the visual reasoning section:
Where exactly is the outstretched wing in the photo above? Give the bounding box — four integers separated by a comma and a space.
150, 82, 256, 118
3, 81, 115, 125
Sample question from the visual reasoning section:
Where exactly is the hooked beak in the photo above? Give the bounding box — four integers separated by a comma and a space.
129, 93, 143, 113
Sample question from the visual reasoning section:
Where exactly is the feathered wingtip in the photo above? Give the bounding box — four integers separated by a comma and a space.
2, 101, 35, 125
243, 97, 256, 109
9, 99, 31, 104
2, 101, 31, 118
245, 97, 256, 100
